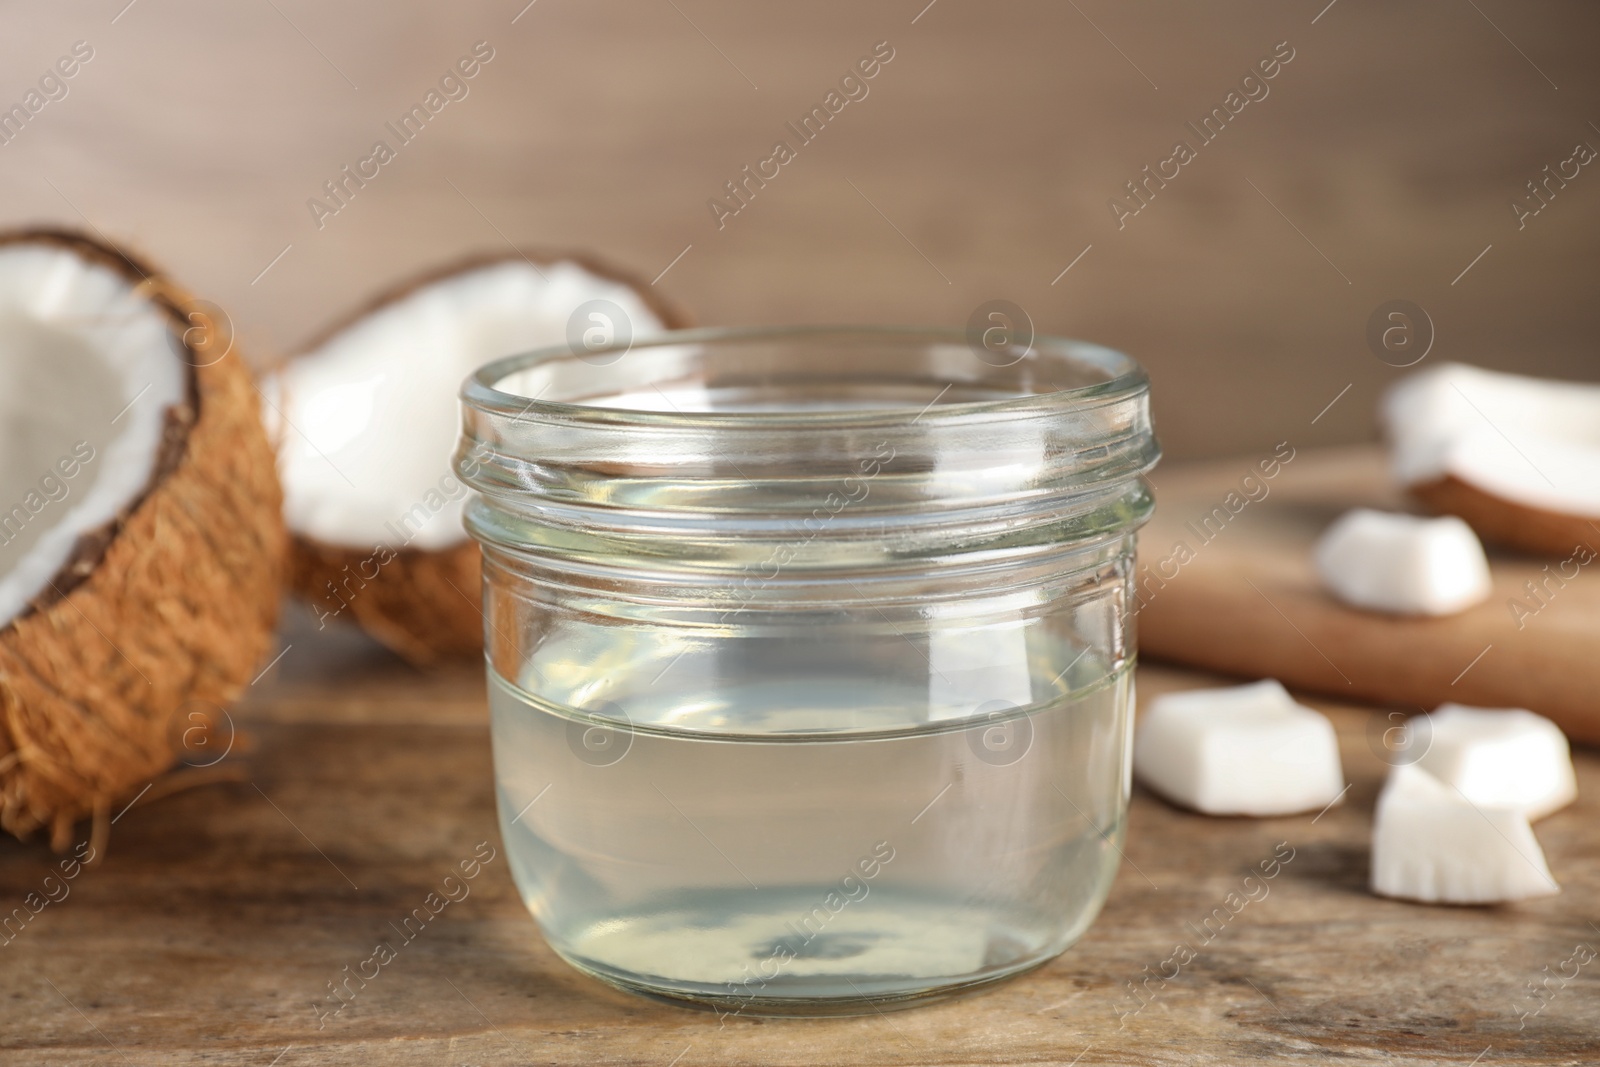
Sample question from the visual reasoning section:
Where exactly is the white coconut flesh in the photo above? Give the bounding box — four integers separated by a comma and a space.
1382, 362, 1600, 517
1313, 508, 1491, 616
0, 243, 185, 625
1132, 679, 1346, 816
265, 259, 666, 552
1371, 763, 1558, 904
1411, 703, 1576, 821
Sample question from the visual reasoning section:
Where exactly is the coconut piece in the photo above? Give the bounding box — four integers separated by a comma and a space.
262, 251, 689, 665
1381, 362, 1600, 555
1133, 679, 1346, 816
1411, 703, 1576, 820
1313, 508, 1490, 616
1371, 764, 1558, 904
0, 228, 284, 847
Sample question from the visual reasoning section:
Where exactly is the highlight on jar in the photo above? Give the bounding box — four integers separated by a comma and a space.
455, 326, 1160, 1015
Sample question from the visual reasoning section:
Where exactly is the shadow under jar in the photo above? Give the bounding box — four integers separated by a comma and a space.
457, 327, 1159, 1016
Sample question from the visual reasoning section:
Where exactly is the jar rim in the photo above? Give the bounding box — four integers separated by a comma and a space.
458, 323, 1158, 580
461, 324, 1148, 427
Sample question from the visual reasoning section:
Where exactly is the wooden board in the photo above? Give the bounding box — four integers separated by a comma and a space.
1138, 446, 1600, 744
3, 573, 1598, 1060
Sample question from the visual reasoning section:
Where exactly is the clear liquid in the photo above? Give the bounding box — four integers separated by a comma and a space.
489, 651, 1132, 1014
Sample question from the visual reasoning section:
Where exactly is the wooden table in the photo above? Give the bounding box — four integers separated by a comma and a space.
3, 603, 1596, 1065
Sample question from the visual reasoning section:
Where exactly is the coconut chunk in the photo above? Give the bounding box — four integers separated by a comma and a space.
1133, 679, 1346, 816
1381, 362, 1600, 553
1313, 508, 1490, 616
1412, 704, 1576, 820
1371, 764, 1558, 903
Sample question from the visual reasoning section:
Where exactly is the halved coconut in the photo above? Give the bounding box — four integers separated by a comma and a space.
1381, 363, 1600, 555
263, 251, 689, 665
0, 229, 284, 847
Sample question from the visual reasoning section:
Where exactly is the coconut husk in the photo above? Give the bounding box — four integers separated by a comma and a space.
290, 538, 483, 666
1412, 475, 1600, 557
0, 228, 285, 848
282, 248, 691, 666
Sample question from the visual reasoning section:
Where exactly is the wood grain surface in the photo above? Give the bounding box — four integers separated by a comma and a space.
2, 587, 1596, 1061
1138, 445, 1600, 745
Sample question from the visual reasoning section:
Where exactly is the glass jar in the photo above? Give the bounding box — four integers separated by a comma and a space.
458, 326, 1158, 1016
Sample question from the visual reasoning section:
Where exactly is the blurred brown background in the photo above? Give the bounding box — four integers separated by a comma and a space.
3, 0, 1596, 460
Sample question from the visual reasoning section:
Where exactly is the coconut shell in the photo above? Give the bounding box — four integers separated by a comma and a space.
0, 229, 285, 848
283, 248, 691, 666
290, 538, 483, 666
1412, 475, 1600, 557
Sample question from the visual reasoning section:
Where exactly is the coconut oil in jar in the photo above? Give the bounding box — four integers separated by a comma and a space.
459, 327, 1158, 1014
